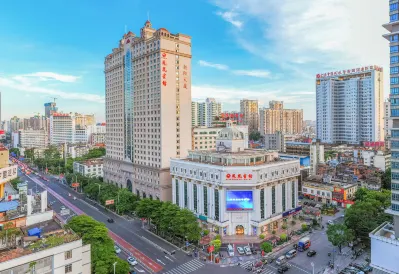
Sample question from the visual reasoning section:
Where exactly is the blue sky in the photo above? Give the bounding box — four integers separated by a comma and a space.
0, 0, 389, 121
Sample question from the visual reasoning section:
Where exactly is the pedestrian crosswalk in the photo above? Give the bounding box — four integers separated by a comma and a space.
238, 261, 276, 274
163, 259, 205, 274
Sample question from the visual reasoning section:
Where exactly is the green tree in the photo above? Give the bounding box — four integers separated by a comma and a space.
66, 215, 129, 274
210, 239, 221, 253
326, 224, 354, 253
260, 241, 273, 253
10, 177, 21, 190
280, 233, 287, 242
381, 168, 391, 190
9, 148, 20, 157
25, 148, 35, 161
249, 131, 261, 141
301, 223, 308, 231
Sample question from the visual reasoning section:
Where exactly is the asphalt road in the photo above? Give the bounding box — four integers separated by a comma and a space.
18, 169, 214, 274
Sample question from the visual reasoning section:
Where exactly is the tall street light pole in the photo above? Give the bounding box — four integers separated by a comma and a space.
113, 262, 117, 274
95, 183, 101, 202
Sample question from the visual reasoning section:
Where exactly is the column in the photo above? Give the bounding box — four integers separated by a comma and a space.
209, 187, 214, 219
253, 188, 261, 221
287, 181, 292, 211
172, 178, 176, 205
265, 186, 272, 218
219, 189, 226, 222
276, 183, 283, 214
188, 181, 194, 211
198, 184, 203, 215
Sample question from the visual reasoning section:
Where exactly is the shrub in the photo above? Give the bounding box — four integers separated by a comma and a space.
280, 233, 287, 241
301, 223, 308, 231
214, 234, 221, 240
259, 234, 265, 239
272, 230, 276, 235
260, 241, 273, 253
203, 229, 209, 236
282, 224, 287, 229
291, 220, 296, 226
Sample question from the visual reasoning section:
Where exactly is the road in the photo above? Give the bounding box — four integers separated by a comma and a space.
18, 169, 212, 274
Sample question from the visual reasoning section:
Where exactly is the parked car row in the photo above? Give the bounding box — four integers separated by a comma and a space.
236, 245, 259, 256
339, 263, 373, 274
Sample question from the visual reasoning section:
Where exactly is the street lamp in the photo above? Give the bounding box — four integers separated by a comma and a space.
311, 262, 314, 274
95, 183, 101, 202
113, 261, 117, 274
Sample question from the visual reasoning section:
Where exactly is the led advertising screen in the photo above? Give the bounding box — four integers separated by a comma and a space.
226, 190, 254, 211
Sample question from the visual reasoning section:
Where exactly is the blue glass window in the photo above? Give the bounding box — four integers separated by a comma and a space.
392, 98, 399, 106
392, 67, 399, 74
393, 152, 399, 158
391, 34, 399, 42
392, 162, 399, 169
392, 87, 399, 94
392, 172, 399, 180
391, 3, 399, 12
392, 130, 399, 137
391, 56, 399, 64
391, 46, 399, 53
392, 183, 399, 190
392, 203, 399, 212
391, 77, 399, 84
392, 141, 399, 149
391, 13, 399, 22
392, 109, 399, 117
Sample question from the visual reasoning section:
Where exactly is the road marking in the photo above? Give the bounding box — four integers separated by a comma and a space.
163, 259, 204, 274
156, 259, 166, 265
165, 256, 174, 262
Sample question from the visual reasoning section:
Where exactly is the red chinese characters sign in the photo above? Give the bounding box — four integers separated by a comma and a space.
225, 173, 253, 180
316, 65, 383, 79
364, 141, 384, 147
162, 52, 167, 86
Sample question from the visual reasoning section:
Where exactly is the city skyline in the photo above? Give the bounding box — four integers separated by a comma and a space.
0, 0, 389, 122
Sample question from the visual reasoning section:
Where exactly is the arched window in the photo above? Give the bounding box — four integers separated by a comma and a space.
127, 179, 132, 192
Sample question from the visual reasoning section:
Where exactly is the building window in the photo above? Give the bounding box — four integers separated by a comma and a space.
391, 109, 399, 117
391, 77, 399, 84
392, 203, 399, 212
391, 45, 399, 53
175, 179, 179, 205
393, 130, 399, 138
203, 186, 208, 216
390, 2, 399, 12
282, 183, 286, 212
392, 172, 399, 180
260, 189, 265, 219
184, 181, 188, 208
391, 34, 399, 42
392, 161, 399, 169
272, 186, 276, 214
291, 182, 295, 208
65, 250, 72, 260
392, 183, 399, 190
392, 193, 399, 202
391, 66, 399, 74
392, 87, 399, 94
391, 13, 399, 22
392, 56, 399, 64
65, 264, 72, 273
194, 184, 198, 212
214, 189, 219, 221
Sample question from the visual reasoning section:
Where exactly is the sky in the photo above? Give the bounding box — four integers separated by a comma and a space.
0, 0, 389, 122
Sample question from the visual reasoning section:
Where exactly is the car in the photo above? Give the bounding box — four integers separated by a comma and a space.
127, 256, 138, 266
114, 245, 121, 254
345, 266, 365, 274
243, 246, 252, 255
227, 244, 235, 257
250, 247, 258, 255
285, 249, 297, 259
275, 255, 287, 265
60, 206, 66, 210
107, 218, 114, 223
277, 265, 290, 273
327, 220, 334, 225
236, 246, 245, 255
307, 250, 317, 257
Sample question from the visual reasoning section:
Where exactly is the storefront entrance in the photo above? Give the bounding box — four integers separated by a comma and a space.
235, 225, 244, 235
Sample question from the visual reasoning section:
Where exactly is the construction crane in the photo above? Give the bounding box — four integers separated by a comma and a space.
52, 97, 57, 103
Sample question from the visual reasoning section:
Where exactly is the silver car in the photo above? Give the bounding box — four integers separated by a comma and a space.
244, 246, 252, 255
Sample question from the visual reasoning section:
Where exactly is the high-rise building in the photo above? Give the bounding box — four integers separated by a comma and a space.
369, 6, 399, 274
104, 21, 192, 200
49, 113, 75, 145
384, 100, 392, 149
191, 98, 222, 127
44, 102, 58, 118
240, 99, 259, 133
259, 101, 303, 135
316, 66, 384, 144
10, 116, 24, 132
19, 129, 48, 149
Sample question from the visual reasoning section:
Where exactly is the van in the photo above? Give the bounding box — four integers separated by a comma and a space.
276, 255, 287, 265
285, 249, 297, 259
227, 244, 235, 257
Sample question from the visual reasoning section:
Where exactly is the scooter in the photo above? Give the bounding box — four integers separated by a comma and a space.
73, 196, 77, 200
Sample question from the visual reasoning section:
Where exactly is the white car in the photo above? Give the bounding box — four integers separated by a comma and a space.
244, 246, 252, 255
60, 206, 66, 210
114, 245, 121, 254
327, 220, 334, 225
227, 244, 235, 257
236, 246, 245, 255
127, 256, 138, 266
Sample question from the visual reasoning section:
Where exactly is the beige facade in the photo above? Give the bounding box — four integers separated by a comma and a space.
240, 99, 259, 133
74, 114, 95, 128
19, 129, 48, 149
260, 101, 303, 135
104, 21, 192, 201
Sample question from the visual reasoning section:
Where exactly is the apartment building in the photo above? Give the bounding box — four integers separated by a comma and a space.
384, 100, 392, 149
50, 113, 75, 145
74, 114, 95, 128
19, 129, 48, 149
73, 158, 103, 177
44, 102, 58, 118
316, 66, 384, 144
104, 21, 192, 200
240, 99, 259, 133
192, 125, 248, 150
259, 101, 303, 135
191, 98, 222, 127
91, 133, 106, 145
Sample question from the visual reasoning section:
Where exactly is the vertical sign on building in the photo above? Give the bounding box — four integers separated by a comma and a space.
183, 65, 188, 89
162, 53, 167, 86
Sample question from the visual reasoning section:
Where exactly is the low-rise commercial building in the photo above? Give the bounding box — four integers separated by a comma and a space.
19, 129, 48, 149
360, 150, 391, 172
73, 158, 103, 177
171, 122, 300, 236
192, 126, 248, 151
91, 133, 106, 145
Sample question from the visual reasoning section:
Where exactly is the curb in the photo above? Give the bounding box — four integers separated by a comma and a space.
144, 228, 190, 255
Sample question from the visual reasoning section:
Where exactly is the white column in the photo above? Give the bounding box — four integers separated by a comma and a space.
172, 178, 176, 205
219, 189, 226, 222
253, 188, 261, 221
276, 183, 282, 214
287, 181, 292, 211
266, 186, 272, 218
294, 179, 298, 207
209, 187, 214, 219
188, 181, 194, 211
198, 183, 203, 215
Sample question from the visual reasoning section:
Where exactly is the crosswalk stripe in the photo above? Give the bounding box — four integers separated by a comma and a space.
163, 259, 205, 274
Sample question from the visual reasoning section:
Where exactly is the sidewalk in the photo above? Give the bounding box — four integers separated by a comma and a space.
322, 246, 370, 274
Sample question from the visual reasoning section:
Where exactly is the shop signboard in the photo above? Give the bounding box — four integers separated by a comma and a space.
282, 206, 302, 217
105, 199, 114, 205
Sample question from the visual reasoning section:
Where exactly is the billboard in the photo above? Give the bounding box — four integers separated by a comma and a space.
226, 190, 253, 211
105, 199, 114, 205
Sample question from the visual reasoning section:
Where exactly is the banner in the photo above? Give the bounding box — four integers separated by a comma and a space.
105, 199, 114, 205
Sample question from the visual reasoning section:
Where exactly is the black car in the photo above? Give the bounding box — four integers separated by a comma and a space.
107, 218, 114, 223
278, 265, 290, 273
307, 250, 317, 257
250, 247, 258, 255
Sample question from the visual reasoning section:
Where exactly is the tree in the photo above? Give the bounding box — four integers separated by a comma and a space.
260, 241, 273, 253
381, 168, 391, 190
280, 233, 287, 242
301, 223, 308, 231
25, 148, 35, 161
210, 239, 221, 253
326, 224, 354, 253
249, 131, 261, 141
10, 177, 21, 190
9, 148, 20, 157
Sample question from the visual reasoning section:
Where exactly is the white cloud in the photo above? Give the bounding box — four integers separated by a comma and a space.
21, 72, 79, 83
198, 60, 229, 70
233, 70, 271, 78
0, 74, 103, 103
216, 10, 243, 29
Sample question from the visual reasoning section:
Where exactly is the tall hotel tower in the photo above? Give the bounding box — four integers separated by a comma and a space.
369, 2, 399, 273
104, 21, 192, 201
